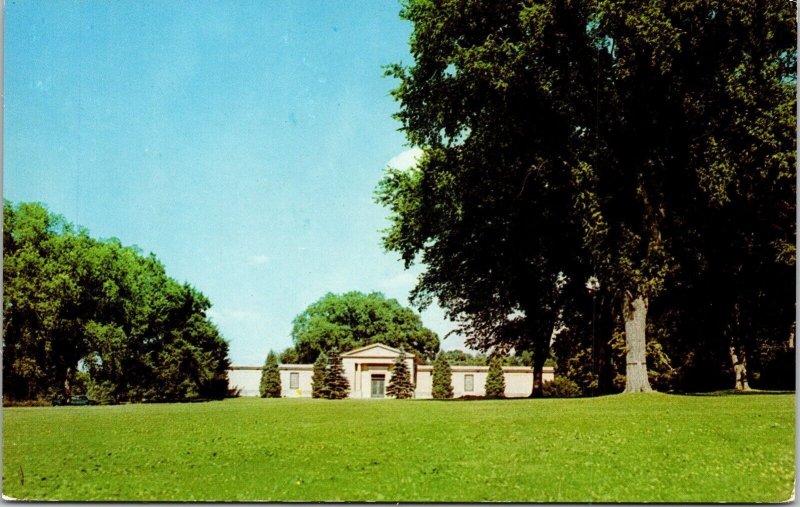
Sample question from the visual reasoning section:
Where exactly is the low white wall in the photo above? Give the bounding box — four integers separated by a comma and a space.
227, 367, 261, 397
279, 366, 314, 398
414, 369, 433, 399
227, 363, 554, 399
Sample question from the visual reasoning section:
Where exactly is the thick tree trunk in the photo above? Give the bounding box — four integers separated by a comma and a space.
622, 291, 653, 393
530, 327, 550, 397
728, 346, 751, 391
532, 360, 544, 397
595, 293, 615, 394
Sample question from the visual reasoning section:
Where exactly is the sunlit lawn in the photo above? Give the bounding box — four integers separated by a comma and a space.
3, 393, 794, 502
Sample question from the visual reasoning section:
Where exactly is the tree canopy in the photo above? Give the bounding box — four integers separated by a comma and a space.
289, 291, 439, 362
3, 200, 231, 402
377, 0, 795, 393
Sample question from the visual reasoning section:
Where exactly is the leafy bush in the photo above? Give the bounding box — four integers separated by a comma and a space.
542, 376, 582, 398
86, 381, 116, 404
3, 397, 50, 407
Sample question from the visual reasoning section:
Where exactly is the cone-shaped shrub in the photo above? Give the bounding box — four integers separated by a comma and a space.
431, 352, 453, 399
311, 353, 327, 398
259, 350, 281, 398
324, 348, 350, 399
386, 350, 414, 399
485, 358, 506, 398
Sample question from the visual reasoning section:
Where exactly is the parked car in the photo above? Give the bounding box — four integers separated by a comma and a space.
70, 395, 99, 405
52, 395, 99, 406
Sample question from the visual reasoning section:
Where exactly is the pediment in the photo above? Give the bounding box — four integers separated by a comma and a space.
341, 342, 415, 358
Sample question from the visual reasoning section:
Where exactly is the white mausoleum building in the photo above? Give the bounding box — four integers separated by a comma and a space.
228, 343, 554, 399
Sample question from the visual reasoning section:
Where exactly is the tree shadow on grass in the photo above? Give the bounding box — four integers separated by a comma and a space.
676, 389, 795, 397
427, 395, 517, 402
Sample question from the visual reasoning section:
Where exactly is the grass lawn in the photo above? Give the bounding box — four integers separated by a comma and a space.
2, 393, 794, 502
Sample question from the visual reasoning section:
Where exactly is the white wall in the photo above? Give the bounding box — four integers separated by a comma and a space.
279, 366, 313, 398
414, 368, 433, 398
228, 360, 554, 399
227, 367, 261, 397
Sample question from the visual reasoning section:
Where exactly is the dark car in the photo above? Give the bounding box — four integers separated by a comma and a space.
69, 395, 99, 406
52, 395, 99, 406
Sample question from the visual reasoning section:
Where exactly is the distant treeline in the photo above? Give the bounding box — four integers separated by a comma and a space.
3, 201, 231, 403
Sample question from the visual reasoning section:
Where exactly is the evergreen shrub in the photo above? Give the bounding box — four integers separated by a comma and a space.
431, 352, 453, 399
485, 359, 506, 398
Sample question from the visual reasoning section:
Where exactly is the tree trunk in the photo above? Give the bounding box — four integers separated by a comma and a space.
532, 360, 544, 397
530, 327, 550, 397
622, 291, 653, 393
596, 293, 615, 394
64, 367, 73, 400
728, 346, 751, 391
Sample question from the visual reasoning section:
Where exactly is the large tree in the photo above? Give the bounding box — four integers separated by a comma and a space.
377, 0, 590, 396
3, 200, 231, 402
378, 0, 795, 393
577, 0, 795, 391
289, 291, 439, 363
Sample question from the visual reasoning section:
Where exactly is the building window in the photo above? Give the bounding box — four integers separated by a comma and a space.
371, 374, 386, 398
464, 374, 474, 392
290, 372, 299, 390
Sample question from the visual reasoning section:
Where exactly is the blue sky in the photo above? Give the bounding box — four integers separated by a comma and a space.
4, 0, 467, 364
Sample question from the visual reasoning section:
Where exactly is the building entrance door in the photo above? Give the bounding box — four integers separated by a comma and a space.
370, 375, 385, 398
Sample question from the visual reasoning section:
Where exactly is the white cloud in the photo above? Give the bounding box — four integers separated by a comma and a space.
207, 308, 261, 322
386, 147, 423, 171
247, 255, 269, 265
380, 271, 419, 291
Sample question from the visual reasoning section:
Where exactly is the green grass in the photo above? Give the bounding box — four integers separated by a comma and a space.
3, 393, 794, 502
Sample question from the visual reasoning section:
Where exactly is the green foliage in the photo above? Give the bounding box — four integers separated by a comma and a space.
289, 291, 439, 363
386, 351, 414, 399
377, 0, 604, 396
437, 350, 486, 366
4, 396, 794, 501
379, 0, 796, 394
323, 349, 349, 399
279, 347, 301, 364
85, 380, 117, 405
541, 377, 582, 398
259, 351, 281, 398
431, 352, 453, 399
2, 200, 231, 402
484, 359, 505, 398
437, 349, 534, 367
311, 353, 327, 399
